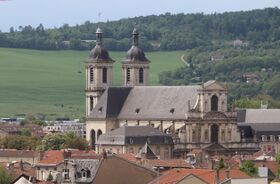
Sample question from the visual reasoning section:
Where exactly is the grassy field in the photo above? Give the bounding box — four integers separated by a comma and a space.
0, 48, 185, 119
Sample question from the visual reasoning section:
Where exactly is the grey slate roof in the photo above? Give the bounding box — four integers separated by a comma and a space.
237, 109, 280, 123
97, 126, 173, 145
118, 86, 200, 120
89, 86, 200, 120
238, 123, 280, 140
89, 87, 132, 119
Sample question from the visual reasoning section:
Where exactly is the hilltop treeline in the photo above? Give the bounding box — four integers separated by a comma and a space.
159, 46, 280, 107
0, 7, 280, 51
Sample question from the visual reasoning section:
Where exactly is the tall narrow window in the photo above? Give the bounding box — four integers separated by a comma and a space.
102, 68, 107, 83
211, 95, 218, 111
63, 169, 70, 180
139, 68, 144, 83
126, 68, 131, 83
228, 130, 232, 141
221, 129, 225, 141
204, 130, 209, 142
90, 67, 94, 82
90, 96, 94, 111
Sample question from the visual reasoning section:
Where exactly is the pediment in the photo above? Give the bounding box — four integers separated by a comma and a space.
203, 81, 226, 91
203, 143, 228, 152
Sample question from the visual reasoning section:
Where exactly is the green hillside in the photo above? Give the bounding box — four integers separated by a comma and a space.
0, 48, 184, 119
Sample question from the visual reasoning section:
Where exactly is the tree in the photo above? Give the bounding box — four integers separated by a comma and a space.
234, 98, 261, 109
40, 133, 89, 150
40, 133, 66, 150
47, 172, 53, 181
63, 132, 89, 150
216, 158, 225, 170
0, 135, 40, 150
276, 153, 280, 179
239, 160, 258, 176
20, 128, 31, 136
0, 166, 12, 184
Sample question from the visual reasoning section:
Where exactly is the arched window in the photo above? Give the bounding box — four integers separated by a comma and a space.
211, 95, 218, 111
90, 96, 94, 111
97, 129, 102, 140
81, 169, 86, 178
126, 68, 131, 83
139, 68, 144, 83
89, 67, 94, 82
102, 68, 107, 83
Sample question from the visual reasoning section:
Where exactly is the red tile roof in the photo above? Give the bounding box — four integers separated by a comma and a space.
149, 168, 215, 184
38, 150, 99, 165
38, 150, 64, 165
149, 168, 250, 184
1, 161, 36, 180
219, 169, 250, 181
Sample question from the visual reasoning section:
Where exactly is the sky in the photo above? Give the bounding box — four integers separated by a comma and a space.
0, 0, 279, 32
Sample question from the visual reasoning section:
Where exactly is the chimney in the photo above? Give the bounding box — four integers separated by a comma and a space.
38, 151, 44, 161
215, 169, 220, 184
63, 150, 72, 160
102, 149, 107, 159
225, 169, 230, 179
20, 159, 24, 171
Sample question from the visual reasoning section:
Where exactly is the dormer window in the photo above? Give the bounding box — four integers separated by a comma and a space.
170, 108, 175, 114
135, 108, 140, 114
129, 138, 134, 144
147, 137, 151, 144
98, 107, 103, 113
261, 135, 267, 142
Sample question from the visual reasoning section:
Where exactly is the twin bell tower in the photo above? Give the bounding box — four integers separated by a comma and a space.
85, 27, 150, 116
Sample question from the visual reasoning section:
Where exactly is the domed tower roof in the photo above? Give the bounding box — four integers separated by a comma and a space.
88, 27, 114, 62
124, 28, 149, 63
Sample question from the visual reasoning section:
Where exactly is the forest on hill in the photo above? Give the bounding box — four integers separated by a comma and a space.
159, 45, 280, 108
0, 8, 280, 51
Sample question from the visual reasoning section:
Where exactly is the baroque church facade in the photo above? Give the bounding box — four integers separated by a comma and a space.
85, 27, 258, 156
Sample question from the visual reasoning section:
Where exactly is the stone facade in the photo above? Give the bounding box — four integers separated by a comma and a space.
85, 28, 260, 157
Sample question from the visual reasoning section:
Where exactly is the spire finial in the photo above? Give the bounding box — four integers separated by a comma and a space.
96, 27, 103, 46
132, 23, 139, 46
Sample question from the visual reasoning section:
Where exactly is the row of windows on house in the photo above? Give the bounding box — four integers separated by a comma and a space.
40, 168, 86, 181
89, 67, 144, 84
61, 168, 91, 180
261, 135, 280, 142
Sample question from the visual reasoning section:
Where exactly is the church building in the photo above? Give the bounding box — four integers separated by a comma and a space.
85, 27, 259, 157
